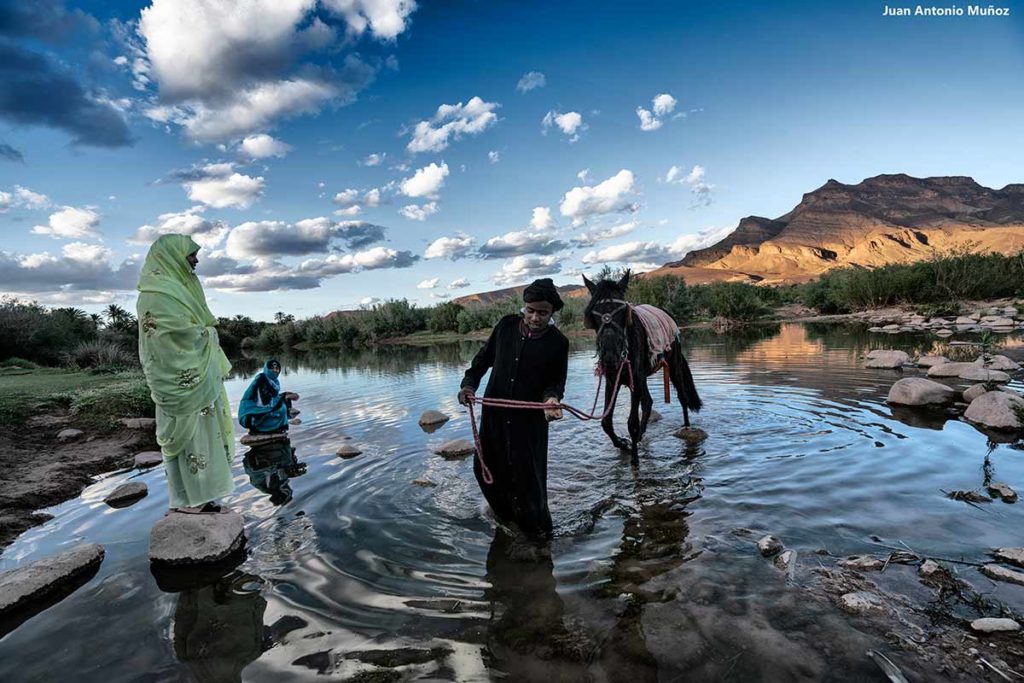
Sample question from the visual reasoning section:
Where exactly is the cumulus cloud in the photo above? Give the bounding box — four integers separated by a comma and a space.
0, 244, 138, 296
491, 255, 561, 286
663, 225, 734, 259
573, 220, 638, 246
424, 233, 474, 260
399, 201, 438, 221
541, 110, 586, 142
663, 164, 714, 208
184, 164, 265, 209
529, 206, 556, 231
416, 277, 439, 289
333, 186, 383, 215
130, 206, 229, 248
429, 291, 449, 300
361, 152, 385, 166
559, 169, 639, 227
224, 217, 387, 258
32, 206, 100, 239
636, 92, 678, 132
240, 133, 292, 158
581, 240, 670, 265
0, 185, 50, 213
320, 0, 418, 40
478, 230, 568, 259
448, 277, 469, 289
488, 150, 500, 164
516, 71, 546, 93
399, 161, 448, 198
406, 97, 499, 154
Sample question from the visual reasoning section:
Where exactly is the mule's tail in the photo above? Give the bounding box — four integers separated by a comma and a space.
670, 340, 702, 412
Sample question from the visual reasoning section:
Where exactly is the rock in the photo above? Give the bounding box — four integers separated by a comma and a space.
839, 554, 885, 571
970, 618, 1021, 634
958, 367, 1010, 383
648, 409, 662, 423
987, 482, 1018, 503
964, 391, 1024, 430
418, 410, 450, 427
864, 350, 909, 369
104, 482, 148, 507
975, 355, 1022, 372
963, 384, 990, 403
149, 510, 245, 565
240, 432, 289, 446
433, 438, 475, 459
757, 535, 783, 557
1004, 307, 1019, 317
886, 378, 957, 406
881, 324, 900, 331
412, 478, 437, 487
917, 355, 949, 368
955, 316, 976, 325
926, 362, 977, 378
934, 329, 953, 337
980, 564, 1024, 587
0, 544, 105, 616
983, 317, 1016, 328
134, 451, 163, 468
674, 427, 709, 444
919, 559, 941, 578
119, 417, 156, 430
774, 549, 796, 572
336, 444, 362, 459
56, 428, 84, 442
839, 591, 885, 615
994, 548, 1024, 568
289, 418, 302, 425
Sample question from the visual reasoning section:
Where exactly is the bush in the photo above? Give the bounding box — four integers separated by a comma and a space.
362, 299, 428, 340
66, 340, 138, 372
67, 375, 154, 429
626, 275, 695, 322
699, 282, 773, 321
0, 357, 40, 369
428, 302, 464, 333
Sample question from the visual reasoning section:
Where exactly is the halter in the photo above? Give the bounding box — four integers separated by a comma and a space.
590, 297, 632, 359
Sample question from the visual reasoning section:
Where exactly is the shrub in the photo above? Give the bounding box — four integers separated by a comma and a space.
68, 376, 154, 429
66, 340, 138, 372
428, 302, 464, 333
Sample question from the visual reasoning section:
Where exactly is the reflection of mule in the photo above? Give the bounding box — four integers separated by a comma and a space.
583, 271, 702, 462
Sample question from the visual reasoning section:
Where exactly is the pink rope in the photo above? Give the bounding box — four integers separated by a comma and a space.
465, 359, 634, 485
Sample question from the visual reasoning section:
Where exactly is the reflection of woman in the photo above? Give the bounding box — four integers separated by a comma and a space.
137, 234, 235, 514
238, 359, 298, 434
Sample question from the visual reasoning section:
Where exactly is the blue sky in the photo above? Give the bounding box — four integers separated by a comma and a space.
1, 0, 1022, 319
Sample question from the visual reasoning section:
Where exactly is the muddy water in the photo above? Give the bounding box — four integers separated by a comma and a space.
1, 324, 1022, 682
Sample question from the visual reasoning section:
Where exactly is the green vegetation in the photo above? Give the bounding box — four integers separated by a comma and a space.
0, 369, 152, 429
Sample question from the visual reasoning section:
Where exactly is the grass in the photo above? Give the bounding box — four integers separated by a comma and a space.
0, 369, 153, 430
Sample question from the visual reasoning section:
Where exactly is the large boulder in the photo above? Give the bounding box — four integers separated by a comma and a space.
0, 544, 105, 616
864, 350, 909, 369
916, 355, 948, 368
104, 482, 148, 507
926, 362, 977, 378
149, 510, 246, 565
886, 378, 956, 406
964, 391, 1024, 431
134, 451, 163, 468
958, 367, 1010, 383
975, 355, 1022, 372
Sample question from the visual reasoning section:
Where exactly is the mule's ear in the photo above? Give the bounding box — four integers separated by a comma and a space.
582, 274, 596, 294
617, 269, 631, 291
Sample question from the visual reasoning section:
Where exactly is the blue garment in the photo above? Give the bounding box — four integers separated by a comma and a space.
238, 361, 289, 433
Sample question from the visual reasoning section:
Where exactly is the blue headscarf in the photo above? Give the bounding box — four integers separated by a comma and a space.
263, 359, 281, 392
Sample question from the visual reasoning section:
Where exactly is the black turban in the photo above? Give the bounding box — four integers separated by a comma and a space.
523, 278, 563, 311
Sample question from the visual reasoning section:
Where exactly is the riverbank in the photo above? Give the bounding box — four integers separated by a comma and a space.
0, 369, 156, 548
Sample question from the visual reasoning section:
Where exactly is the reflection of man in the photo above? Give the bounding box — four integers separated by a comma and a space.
458, 279, 569, 539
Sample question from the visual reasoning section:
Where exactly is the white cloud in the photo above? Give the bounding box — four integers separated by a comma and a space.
574, 220, 638, 246
662, 164, 714, 207
417, 277, 439, 289
62, 242, 114, 263
407, 97, 499, 154
0, 191, 9, 213
360, 296, 382, 306
577, 168, 590, 182
240, 133, 292, 158
14, 186, 50, 210
424, 233, 474, 260
400, 162, 448, 198
399, 201, 438, 221
582, 240, 669, 265
130, 206, 230, 248
0, 246, 138, 297
636, 93, 679, 132
448, 277, 469, 289
664, 225, 734, 259
529, 206, 556, 231
488, 150, 500, 164
652, 93, 677, 117
516, 71, 546, 93
321, 0, 418, 40
185, 167, 265, 209
363, 188, 382, 207
32, 206, 101, 239
223, 218, 386, 259
361, 152, 385, 166
429, 292, 450, 299
478, 230, 567, 259
636, 107, 661, 131
491, 255, 561, 286
541, 110, 586, 142
559, 169, 639, 227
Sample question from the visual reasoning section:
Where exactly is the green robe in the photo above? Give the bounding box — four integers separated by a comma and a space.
136, 234, 235, 508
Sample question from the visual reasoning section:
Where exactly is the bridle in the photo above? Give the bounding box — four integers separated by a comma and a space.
590, 297, 632, 360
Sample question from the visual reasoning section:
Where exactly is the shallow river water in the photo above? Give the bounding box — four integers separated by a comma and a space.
1, 323, 1023, 682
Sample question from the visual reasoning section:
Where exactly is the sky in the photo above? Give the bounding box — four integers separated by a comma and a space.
1, 0, 1022, 320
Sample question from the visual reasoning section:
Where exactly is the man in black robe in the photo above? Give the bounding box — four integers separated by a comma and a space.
458, 278, 570, 539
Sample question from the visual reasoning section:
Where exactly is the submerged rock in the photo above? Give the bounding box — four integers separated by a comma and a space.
757, 535, 783, 557
412, 477, 437, 487
0, 544, 104, 616
774, 549, 797, 572
964, 391, 1024, 430
981, 564, 1024, 586
994, 548, 1024, 568
886, 378, 956, 406
433, 439, 475, 459
336, 444, 362, 459
839, 554, 885, 571
673, 426, 708, 444
134, 451, 163, 468
149, 510, 245, 565
987, 482, 1018, 503
864, 350, 909, 369
838, 591, 885, 615
240, 432, 289, 446
970, 617, 1021, 633
56, 428, 84, 442
418, 410, 450, 427
104, 482, 148, 507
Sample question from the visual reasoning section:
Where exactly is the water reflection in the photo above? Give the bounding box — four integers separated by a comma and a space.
242, 440, 307, 506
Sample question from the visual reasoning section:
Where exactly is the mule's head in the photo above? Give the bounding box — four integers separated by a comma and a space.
583, 270, 632, 368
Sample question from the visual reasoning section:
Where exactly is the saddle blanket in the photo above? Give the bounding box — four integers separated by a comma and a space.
632, 304, 680, 372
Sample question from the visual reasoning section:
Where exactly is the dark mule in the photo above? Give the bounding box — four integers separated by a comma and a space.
583, 271, 702, 462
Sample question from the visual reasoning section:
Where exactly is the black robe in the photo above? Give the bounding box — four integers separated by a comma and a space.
461, 314, 569, 537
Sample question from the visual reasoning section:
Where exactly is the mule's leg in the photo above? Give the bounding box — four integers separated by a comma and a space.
638, 378, 654, 435
601, 380, 630, 450
627, 385, 642, 463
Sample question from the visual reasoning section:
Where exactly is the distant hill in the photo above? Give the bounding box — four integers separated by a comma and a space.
452, 283, 585, 308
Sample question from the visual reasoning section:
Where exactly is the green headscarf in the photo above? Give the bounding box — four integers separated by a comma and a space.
137, 234, 231, 459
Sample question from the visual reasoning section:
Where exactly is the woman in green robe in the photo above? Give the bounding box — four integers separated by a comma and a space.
137, 234, 235, 513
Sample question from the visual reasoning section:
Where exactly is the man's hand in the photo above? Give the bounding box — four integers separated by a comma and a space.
543, 397, 563, 422
458, 387, 475, 406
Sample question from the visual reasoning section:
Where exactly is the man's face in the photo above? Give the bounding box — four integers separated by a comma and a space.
523, 301, 554, 331
186, 252, 199, 270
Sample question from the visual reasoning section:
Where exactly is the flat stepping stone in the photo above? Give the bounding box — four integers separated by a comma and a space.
336, 444, 362, 459
959, 367, 1010, 383
987, 482, 1018, 503
975, 355, 1022, 372
57, 428, 84, 442
134, 451, 163, 468
864, 350, 909, 369
0, 544, 104, 617
104, 482, 148, 508
289, 418, 302, 425
839, 554, 885, 571
886, 378, 956, 406
433, 438, 475, 459
839, 591, 885, 615
418, 410, 450, 427
119, 417, 156, 430
149, 510, 245, 565
964, 391, 1024, 430
917, 355, 949, 368
926, 362, 977, 378
240, 432, 289, 446
994, 548, 1024, 568
971, 617, 1021, 633
981, 564, 1024, 586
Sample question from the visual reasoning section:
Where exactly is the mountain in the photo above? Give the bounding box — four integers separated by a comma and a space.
650, 174, 1024, 284
452, 283, 585, 308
